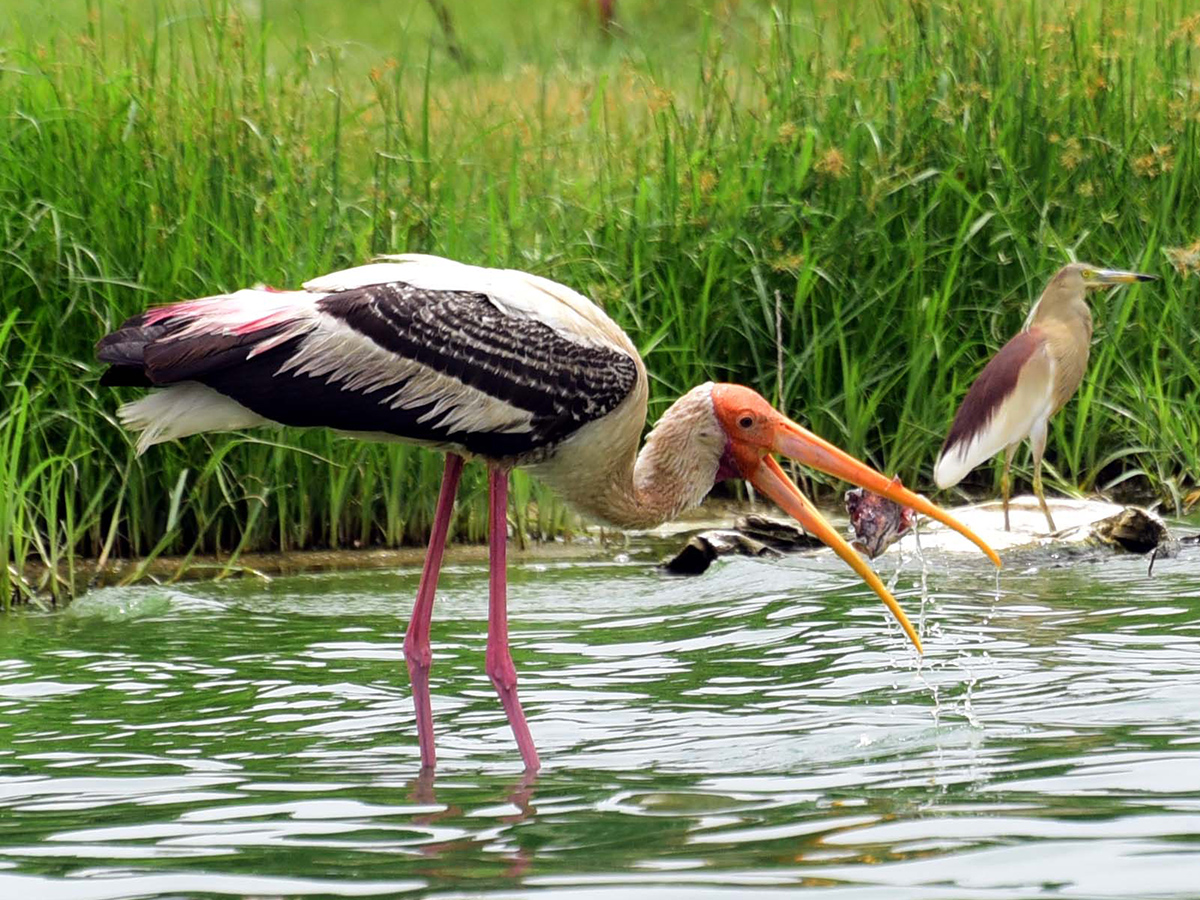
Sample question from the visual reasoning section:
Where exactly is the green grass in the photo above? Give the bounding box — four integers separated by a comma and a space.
3, 0, 1199, 606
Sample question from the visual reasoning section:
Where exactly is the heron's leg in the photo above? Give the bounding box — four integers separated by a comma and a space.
486, 466, 540, 771
403, 452, 465, 770
1001, 445, 1016, 532
1029, 422, 1056, 533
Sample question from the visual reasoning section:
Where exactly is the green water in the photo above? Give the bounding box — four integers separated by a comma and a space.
3, 542, 1200, 898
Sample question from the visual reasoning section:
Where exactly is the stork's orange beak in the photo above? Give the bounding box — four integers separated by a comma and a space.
1090, 268, 1156, 285
768, 419, 1001, 568
745, 453, 926, 653
711, 383, 1001, 655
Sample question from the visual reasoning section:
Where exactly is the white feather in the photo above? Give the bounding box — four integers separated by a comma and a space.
301, 261, 433, 294
118, 383, 271, 455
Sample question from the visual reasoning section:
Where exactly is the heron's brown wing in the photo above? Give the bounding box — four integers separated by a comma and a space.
934, 329, 1054, 488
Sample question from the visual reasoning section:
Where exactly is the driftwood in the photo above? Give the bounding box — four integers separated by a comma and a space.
1088, 507, 1171, 554
663, 498, 1178, 576
661, 514, 821, 575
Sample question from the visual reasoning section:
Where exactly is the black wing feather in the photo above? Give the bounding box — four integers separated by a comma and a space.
96, 281, 638, 460
312, 283, 637, 455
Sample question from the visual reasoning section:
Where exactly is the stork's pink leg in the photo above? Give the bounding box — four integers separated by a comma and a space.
486, 467, 540, 771
404, 452, 464, 769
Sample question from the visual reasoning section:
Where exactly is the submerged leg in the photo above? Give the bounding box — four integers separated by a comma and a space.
1001, 445, 1016, 532
1029, 422, 1056, 533
486, 466, 540, 771
403, 453, 465, 770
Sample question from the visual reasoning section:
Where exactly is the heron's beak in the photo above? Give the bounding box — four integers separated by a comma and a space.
1093, 269, 1157, 284
742, 417, 1003, 654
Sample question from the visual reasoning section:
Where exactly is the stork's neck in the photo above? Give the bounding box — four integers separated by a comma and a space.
533, 383, 727, 530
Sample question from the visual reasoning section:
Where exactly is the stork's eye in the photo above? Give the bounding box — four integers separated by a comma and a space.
738, 415, 754, 429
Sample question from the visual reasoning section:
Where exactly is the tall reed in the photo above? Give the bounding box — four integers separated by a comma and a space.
2, 0, 1197, 605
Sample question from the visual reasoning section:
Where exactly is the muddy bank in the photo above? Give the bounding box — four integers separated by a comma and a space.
15, 540, 624, 605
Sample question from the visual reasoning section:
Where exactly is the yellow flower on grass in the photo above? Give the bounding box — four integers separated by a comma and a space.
816, 148, 848, 179
770, 252, 805, 273
1061, 137, 1084, 171
1163, 239, 1200, 277
1133, 145, 1174, 178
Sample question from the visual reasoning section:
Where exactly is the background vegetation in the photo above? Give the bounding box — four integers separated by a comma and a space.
3, 0, 1198, 604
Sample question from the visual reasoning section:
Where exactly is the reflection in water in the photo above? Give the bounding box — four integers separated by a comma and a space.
404, 769, 537, 881
1, 542, 1200, 897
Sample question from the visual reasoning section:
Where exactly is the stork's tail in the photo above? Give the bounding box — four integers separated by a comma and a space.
96, 314, 168, 387
116, 384, 270, 455
96, 288, 317, 452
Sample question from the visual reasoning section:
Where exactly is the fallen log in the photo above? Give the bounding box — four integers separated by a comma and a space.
663, 495, 1179, 575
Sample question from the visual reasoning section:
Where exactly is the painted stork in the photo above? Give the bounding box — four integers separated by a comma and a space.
97, 254, 1000, 771
934, 262, 1155, 532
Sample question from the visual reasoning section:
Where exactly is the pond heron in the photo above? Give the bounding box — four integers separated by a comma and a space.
934, 262, 1156, 533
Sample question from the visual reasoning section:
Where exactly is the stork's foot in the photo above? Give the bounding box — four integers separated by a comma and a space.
486, 465, 541, 772
487, 651, 540, 771
403, 453, 465, 771
404, 642, 437, 770
1036, 493, 1057, 533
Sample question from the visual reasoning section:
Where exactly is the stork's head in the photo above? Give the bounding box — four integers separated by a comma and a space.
708, 383, 1001, 654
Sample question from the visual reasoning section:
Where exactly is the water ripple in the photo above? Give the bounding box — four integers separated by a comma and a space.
2, 547, 1200, 896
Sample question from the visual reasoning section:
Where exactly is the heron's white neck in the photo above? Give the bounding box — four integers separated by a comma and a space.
532, 383, 728, 530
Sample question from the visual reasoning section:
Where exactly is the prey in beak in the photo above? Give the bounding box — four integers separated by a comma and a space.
712, 384, 1002, 655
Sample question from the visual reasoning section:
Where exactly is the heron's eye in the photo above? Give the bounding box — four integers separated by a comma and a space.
738, 415, 754, 429
1081, 269, 1094, 279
